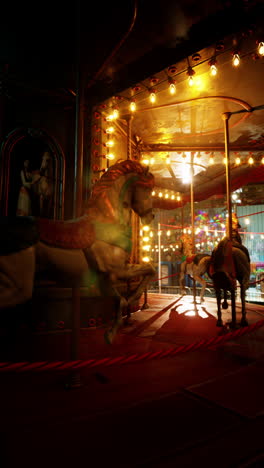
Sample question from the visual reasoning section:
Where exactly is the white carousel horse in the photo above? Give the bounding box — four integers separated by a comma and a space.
178, 233, 211, 303
32, 151, 54, 217
0, 159, 155, 343
209, 233, 250, 328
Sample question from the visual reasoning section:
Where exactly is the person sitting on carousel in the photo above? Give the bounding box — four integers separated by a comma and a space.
226, 212, 250, 262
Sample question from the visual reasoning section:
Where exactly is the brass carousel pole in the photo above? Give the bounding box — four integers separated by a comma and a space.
190, 152, 197, 306
222, 112, 236, 327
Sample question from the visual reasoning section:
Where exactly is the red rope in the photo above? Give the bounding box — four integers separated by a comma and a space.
1, 319, 263, 373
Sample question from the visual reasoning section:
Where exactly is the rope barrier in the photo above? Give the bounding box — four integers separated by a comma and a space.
1, 318, 263, 373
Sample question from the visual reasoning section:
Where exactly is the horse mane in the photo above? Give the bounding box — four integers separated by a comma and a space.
88, 159, 154, 205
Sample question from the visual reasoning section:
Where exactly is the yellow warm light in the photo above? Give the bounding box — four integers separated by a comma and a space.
209, 156, 214, 165
248, 157, 254, 165
210, 64, 217, 76
223, 157, 227, 164
150, 157, 155, 165
158, 192, 163, 197
166, 156, 170, 164
105, 140, 114, 147
105, 126, 114, 134
142, 245, 151, 251
258, 42, 264, 56
165, 193, 169, 199
130, 101, 136, 112
142, 159, 150, 165
171, 195, 175, 200
166, 230, 171, 236
112, 109, 119, 119
235, 157, 241, 165
106, 153, 115, 160
142, 256, 150, 263
143, 236, 150, 242
142, 225, 150, 232
177, 195, 181, 201
261, 157, 264, 164
232, 54, 240, 67
149, 92, 156, 103
106, 114, 114, 121
151, 190, 156, 196
245, 218, 250, 225
169, 83, 176, 94
188, 75, 194, 86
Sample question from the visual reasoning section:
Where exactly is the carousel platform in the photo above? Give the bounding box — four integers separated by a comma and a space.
1, 293, 264, 467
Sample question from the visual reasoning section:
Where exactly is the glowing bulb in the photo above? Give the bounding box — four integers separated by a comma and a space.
245, 218, 250, 225
261, 157, 264, 164
151, 190, 156, 196
209, 156, 214, 165
158, 192, 163, 198
210, 64, 217, 76
106, 114, 114, 121
169, 82, 176, 94
150, 157, 155, 165
248, 157, 254, 165
105, 126, 114, 134
165, 193, 169, 199
130, 101, 136, 112
149, 92, 156, 103
167, 230, 171, 236
106, 153, 115, 160
142, 256, 150, 263
142, 225, 150, 232
235, 157, 241, 165
223, 157, 227, 164
232, 53, 240, 67
171, 195, 175, 200
188, 75, 194, 86
258, 42, 264, 56
142, 159, 149, 165
105, 139, 114, 147
143, 236, 149, 242
177, 195, 181, 201
112, 109, 119, 119
166, 156, 170, 164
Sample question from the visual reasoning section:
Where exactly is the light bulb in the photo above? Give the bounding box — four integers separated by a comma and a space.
169, 82, 176, 94
105, 139, 114, 147
112, 109, 119, 119
209, 156, 214, 165
105, 126, 114, 134
188, 75, 194, 86
232, 53, 240, 67
248, 157, 254, 165
106, 153, 115, 160
130, 101, 136, 112
210, 64, 217, 76
258, 42, 264, 56
235, 157, 241, 165
149, 92, 156, 103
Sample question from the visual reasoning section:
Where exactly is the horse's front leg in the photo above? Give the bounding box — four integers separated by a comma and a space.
215, 288, 223, 326
240, 284, 248, 326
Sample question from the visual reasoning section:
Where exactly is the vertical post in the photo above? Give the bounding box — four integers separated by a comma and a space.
222, 113, 233, 240
190, 153, 196, 306
222, 112, 236, 327
73, 1, 84, 218
190, 152, 195, 253
126, 114, 133, 160
158, 220, 161, 294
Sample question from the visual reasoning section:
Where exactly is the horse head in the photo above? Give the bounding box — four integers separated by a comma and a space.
130, 165, 155, 225
40, 151, 53, 176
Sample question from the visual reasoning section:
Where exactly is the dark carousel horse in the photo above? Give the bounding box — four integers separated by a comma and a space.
209, 230, 250, 328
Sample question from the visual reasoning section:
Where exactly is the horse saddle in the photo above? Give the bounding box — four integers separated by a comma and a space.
0, 216, 39, 255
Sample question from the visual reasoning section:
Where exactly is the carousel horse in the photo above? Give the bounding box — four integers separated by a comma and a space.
0, 159, 155, 344
32, 151, 54, 217
179, 233, 211, 303
209, 219, 250, 327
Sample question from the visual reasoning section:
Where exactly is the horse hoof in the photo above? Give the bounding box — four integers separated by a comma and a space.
240, 318, 248, 327
216, 319, 223, 327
